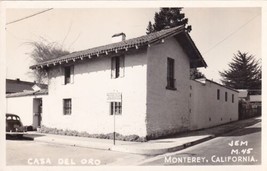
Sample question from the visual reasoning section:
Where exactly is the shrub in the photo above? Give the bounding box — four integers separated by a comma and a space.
38, 125, 147, 142
78, 131, 90, 137
124, 135, 139, 141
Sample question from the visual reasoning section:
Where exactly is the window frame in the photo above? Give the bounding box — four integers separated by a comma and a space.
110, 102, 122, 115
217, 89, 220, 100
166, 57, 176, 90
225, 92, 228, 102
63, 99, 72, 115
111, 55, 125, 79
64, 65, 74, 85
232, 94, 234, 103
64, 66, 71, 84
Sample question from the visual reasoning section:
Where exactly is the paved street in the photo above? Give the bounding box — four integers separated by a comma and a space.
6, 137, 149, 166
141, 120, 261, 165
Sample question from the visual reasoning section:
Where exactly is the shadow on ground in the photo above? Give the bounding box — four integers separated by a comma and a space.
223, 127, 261, 136
6, 132, 45, 141
157, 117, 261, 140
6, 135, 33, 141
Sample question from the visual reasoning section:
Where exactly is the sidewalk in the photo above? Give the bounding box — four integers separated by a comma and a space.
23, 117, 261, 155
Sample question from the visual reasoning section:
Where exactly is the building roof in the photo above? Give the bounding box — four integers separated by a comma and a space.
249, 95, 261, 102
194, 78, 239, 93
6, 79, 48, 94
30, 26, 207, 70
6, 89, 48, 98
238, 89, 248, 98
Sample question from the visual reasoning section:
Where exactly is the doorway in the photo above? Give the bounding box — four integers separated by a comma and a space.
33, 98, 42, 129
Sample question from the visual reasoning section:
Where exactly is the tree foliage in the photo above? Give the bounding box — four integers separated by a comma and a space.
190, 68, 205, 80
146, 8, 191, 34
28, 39, 70, 83
147, 8, 204, 78
219, 51, 261, 91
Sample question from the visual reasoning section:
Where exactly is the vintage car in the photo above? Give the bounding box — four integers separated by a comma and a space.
6, 113, 26, 137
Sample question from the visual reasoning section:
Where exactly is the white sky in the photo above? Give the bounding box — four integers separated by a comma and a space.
6, 7, 261, 83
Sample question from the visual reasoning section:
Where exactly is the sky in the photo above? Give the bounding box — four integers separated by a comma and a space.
5, 7, 261, 83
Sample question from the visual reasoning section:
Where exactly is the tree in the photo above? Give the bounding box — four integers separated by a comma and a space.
190, 68, 205, 80
147, 8, 203, 79
219, 51, 261, 91
146, 21, 154, 34
146, 8, 191, 34
28, 39, 70, 83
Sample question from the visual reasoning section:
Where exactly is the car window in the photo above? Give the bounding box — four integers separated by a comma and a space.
6, 116, 20, 121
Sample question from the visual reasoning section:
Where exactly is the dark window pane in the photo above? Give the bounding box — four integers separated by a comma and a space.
111, 56, 124, 79
65, 66, 71, 84
63, 99, 72, 115
217, 89, 220, 100
167, 58, 175, 89
115, 57, 120, 78
110, 102, 122, 115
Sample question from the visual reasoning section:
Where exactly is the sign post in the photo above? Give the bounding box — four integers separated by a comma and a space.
107, 92, 122, 146
113, 110, 115, 145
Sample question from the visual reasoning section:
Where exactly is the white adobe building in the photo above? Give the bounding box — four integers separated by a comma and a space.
8, 26, 238, 139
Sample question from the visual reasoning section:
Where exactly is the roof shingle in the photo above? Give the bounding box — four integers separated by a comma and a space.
6, 89, 48, 98
30, 26, 207, 69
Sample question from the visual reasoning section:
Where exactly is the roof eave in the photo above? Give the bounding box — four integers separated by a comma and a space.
29, 42, 149, 70
175, 32, 207, 68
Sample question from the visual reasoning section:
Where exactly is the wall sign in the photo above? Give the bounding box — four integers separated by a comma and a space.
107, 92, 122, 102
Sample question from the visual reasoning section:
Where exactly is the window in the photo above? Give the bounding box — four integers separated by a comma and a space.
63, 99, 72, 115
225, 92, 228, 102
111, 56, 124, 79
166, 57, 176, 90
110, 102, 122, 115
64, 66, 74, 84
217, 89, 220, 100
232, 94, 234, 103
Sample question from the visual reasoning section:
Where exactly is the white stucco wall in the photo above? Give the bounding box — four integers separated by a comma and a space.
146, 37, 191, 138
44, 49, 148, 137
6, 94, 47, 127
189, 79, 239, 130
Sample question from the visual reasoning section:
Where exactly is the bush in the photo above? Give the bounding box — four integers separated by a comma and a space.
38, 125, 147, 142
124, 135, 139, 141
78, 131, 90, 137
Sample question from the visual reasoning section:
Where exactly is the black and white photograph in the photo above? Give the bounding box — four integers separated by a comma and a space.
1, 1, 265, 170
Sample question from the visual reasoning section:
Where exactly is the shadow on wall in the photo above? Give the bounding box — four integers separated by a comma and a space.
49, 48, 148, 79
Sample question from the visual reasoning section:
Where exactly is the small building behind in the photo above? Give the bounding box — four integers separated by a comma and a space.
6, 78, 47, 94
237, 89, 261, 119
6, 79, 48, 129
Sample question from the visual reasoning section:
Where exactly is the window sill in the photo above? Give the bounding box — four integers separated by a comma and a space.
166, 86, 177, 91
64, 83, 74, 85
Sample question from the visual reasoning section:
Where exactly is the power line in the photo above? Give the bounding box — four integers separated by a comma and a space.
203, 13, 260, 55
6, 8, 53, 26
